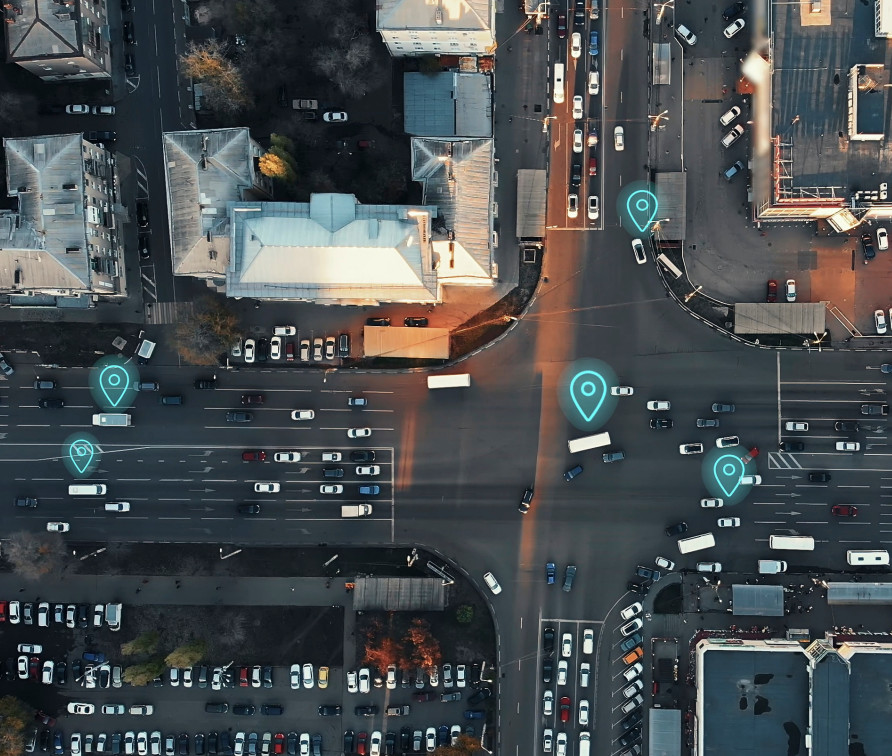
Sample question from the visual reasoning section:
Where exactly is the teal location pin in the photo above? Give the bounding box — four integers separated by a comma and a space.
713, 454, 746, 498
569, 370, 608, 423
68, 439, 95, 475
98, 364, 130, 407
626, 189, 659, 233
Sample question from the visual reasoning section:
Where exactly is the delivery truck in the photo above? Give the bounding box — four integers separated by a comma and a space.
92, 413, 132, 426
341, 504, 372, 518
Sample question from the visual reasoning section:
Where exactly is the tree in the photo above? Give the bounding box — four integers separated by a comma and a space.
164, 639, 207, 669
122, 659, 166, 687
455, 605, 474, 625
179, 40, 251, 114
259, 153, 289, 179
5, 531, 69, 580
405, 618, 441, 671
173, 295, 241, 365
121, 631, 160, 657
0, 695, 30, 756
362, 618, 408, 672
259, 134, 298, 184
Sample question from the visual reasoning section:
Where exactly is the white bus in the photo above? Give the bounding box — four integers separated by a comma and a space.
677, 532, 716, 554
567, 432, 611, 454
769, 535, 814, 551
427, 374, 471, 389
847, 549, 890, 565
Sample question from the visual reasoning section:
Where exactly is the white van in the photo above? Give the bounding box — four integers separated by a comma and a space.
578, 732, 590, 756
136, 339, 156, 361
69, 484, 107, 496
677, 532, 716, 554
758, 560, 787, 574
847, 550, 890, 565
567, 432, 611, 454
105, 602, 122, 631
553, 63, 565, 104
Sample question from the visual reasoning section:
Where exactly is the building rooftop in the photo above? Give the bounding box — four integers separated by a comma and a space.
6, 0, 79, 61
404, 72, 492, 137
377, 0, 491, 33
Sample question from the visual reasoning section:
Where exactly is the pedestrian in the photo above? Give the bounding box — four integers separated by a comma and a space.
176, 585, 181, 590
135, 588, 141, 594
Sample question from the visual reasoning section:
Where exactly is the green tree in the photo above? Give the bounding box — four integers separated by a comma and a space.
0, 695, 30, 756
121, 631, 160, 657
164, 639, 207, 669
455, 605, 474, 624
122, 659, 166, 687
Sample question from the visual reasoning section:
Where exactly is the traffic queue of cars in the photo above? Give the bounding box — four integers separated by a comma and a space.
540, 625, 594, 756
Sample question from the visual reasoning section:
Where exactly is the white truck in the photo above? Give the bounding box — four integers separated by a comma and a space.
92, 413, 132, 426
341, 504, 372, 518
758, 560, 787, 574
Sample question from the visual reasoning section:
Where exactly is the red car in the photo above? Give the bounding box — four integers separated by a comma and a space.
29, 657, 39, 681
556, 12, 567, 38
241, 450, 266, 462
273, 734, 285, 755
589, 157, 597, 176
559, 696, 570, 722
285, 342, 295, 362
766, 279, 777, 302
357, 732, 368, 756
831, 504, 858, 517
0, 601, 7, 622
239, 666, 249, 687
241, 393, 264, 405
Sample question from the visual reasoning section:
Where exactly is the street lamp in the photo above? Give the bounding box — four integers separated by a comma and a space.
684, 285, 703, 303
655, 0, 674, 22
649, 110, 669, 131
542, 115, 556, 133
651, 217, 671, 232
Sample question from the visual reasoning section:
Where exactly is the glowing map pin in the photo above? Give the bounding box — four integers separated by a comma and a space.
626, 189, 659, 233
68, 439, 95, 475
98, 364, 129, 407
569, 370, 608, 423
713, 454, 746, 498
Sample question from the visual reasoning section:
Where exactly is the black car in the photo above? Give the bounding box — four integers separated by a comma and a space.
124, 53, 135, 76
312, 735, 322, 756
77, 604, 89, 628
351, 450, 376, 462
620, 633, 643, 652
323, 467, 344, 479
121, 0, 132, 10
543, 626, 555, 655
256, 338, 269, 362
518, 487, 533, 514
542, 659, 553, 683
835, 421, 859, 431
220, 732, 233, 755
278, 84, 289, 108
194, 734, 205, 756
71, 659, 83, 683
722, 0, 746, 20
205, 703, 229, 714
862, 233, 876, 261
354, 706, 377, 717
627, 580, 650, 595
262, 666, 273, 688
619, 727, 641, 747
570, 162, 582, 187
649, 418, 673, 429
241, 393, 264, 406
621, 711, 643, 731
237, 504, 261, 516
177, 733, 189, 755
562, 564, 577, 592
318, 705, 341, 716
779, 441, 804, 451
136, 201, 149, 228
38, 398, 64, 409
123, 21, 136, 45
226, 411, 252, 423
232, 705, 256, 716
207, 733, 218, 755
665, 521, 688, 537
15, 497, 37, 508
635, 565, 661, 581
808, 471, 831, 483
467, 687, 491, 706
696, 418, 720, 428
399, 728, 410, 752
404, 317, 428, 327
437, 726, 449, 747
138, 235, 150, 260
287, 733, 299, 756
261, 704, 283, 715
366, 317, 391, 326
39, 729, 51, 753
54, 660, 66, 686
87, 130, 117, 142
711, 403, 735, 413
195, 377, 217, 390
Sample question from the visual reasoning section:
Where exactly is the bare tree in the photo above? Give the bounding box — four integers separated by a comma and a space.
180, 40, 251, 115
5, 532, 69, 580
172, 295, 241, 365
0, 695, 30, 756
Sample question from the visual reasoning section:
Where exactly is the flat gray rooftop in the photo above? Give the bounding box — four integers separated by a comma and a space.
849, 652, 892, 752
701, 649, 809, 755
772, 0, 892, 192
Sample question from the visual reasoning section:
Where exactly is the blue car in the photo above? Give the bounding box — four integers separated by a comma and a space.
546, 562, 556, 584
82, 651, 106, 663
589, 30, 598, 56
359, 485, 380, 496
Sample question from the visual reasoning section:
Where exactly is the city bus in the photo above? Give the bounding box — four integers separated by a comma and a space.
769, 535, 814, 551
427, 374, 471, 389
567, 432, 611, 454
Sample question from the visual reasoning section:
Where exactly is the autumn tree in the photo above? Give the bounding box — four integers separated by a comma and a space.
164, 639, 207, 669
5, 531, 69, 580
362, 618, 408, 672
0, 695, 30, 756
121, 631, 160, 657
405, 618, 441, 672
179, 39, 251, 114
173, 295, 241, 365
259, 134, 298, 184
122, 659, 166, 687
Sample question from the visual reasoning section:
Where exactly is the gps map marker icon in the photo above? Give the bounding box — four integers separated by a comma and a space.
68, 439, 95, 475
570, 370, 608, 423
713, 454, 746, 498
626, 189, 659, 233
98, 364, 129, 407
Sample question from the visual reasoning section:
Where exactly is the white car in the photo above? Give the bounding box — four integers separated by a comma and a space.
572, 95, 583, 120
655, 555, 676, 570
573, 128, 583, 153
386, 664, 397, 689
587, 195, 599, 220
290, 664, 301, 689
47, 522, 70, 532
556, 732, 567, 756
631, 238, 647, 264
579, 661, 590, 687
370, 732, 382, 756
243, 338, 256, 363
679, 443, 704, 455
302, 662, 314, 689
136, 733, 148, 756
785, 279, 796, 302
483, 571, 502, 594
582, 628, 594, 654
456, 664, 466, 688
675, 23, 697, 44
620, 618, 643, 636
740, 475, 762, 485
720, 105, 741, 126
543, 689, 554, 716
836, 441, 860, 451
71, 734, 83, 756
322, 452, 342, 462
721, 124, 744, 147
322, 111, 348, 122
543, 729, 553, 754
561, 632, 573, 658
426, 729, 437, 753
320, 484, 343, 494
313, 337, 323, 361
646, 400, 670, 411
269, 336, 282, 360
358, 667, 371, 694
620, 602, 642, 621
588, 70, 599, 95
234, 733, 246, 756
346, 670, 358, 693
67, 703, 95, 715
611, 386, 634, 396
578, 699, 590, 726
570, 32, 582, 58
291, 410, 315, 421
876, 309, 888, 335
274, 452, 301, 462
622, 679, 644, 699
42, 660, 54, 684
299, 734, 310, 756
878, 227, 889, 251
273, 325, 297, 336
723, 17, 745, 37
717, 517, 740, 528
254, 482, 280, 493
614, 125, 624, 150
567, 193, 579, 219
356, 465, 380, 476
623, 662, 643, 682
785, 421, 808, 431
697, 561, 723, 573
715, 435, 739, 448
348, 427, 371, 438
66, 104, 90, 114
105, 502, 130, 512
557, 660, 568, 685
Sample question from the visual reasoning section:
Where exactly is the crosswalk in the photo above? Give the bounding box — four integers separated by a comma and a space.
768, 452, 803, 469
146, 301, 194, 324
